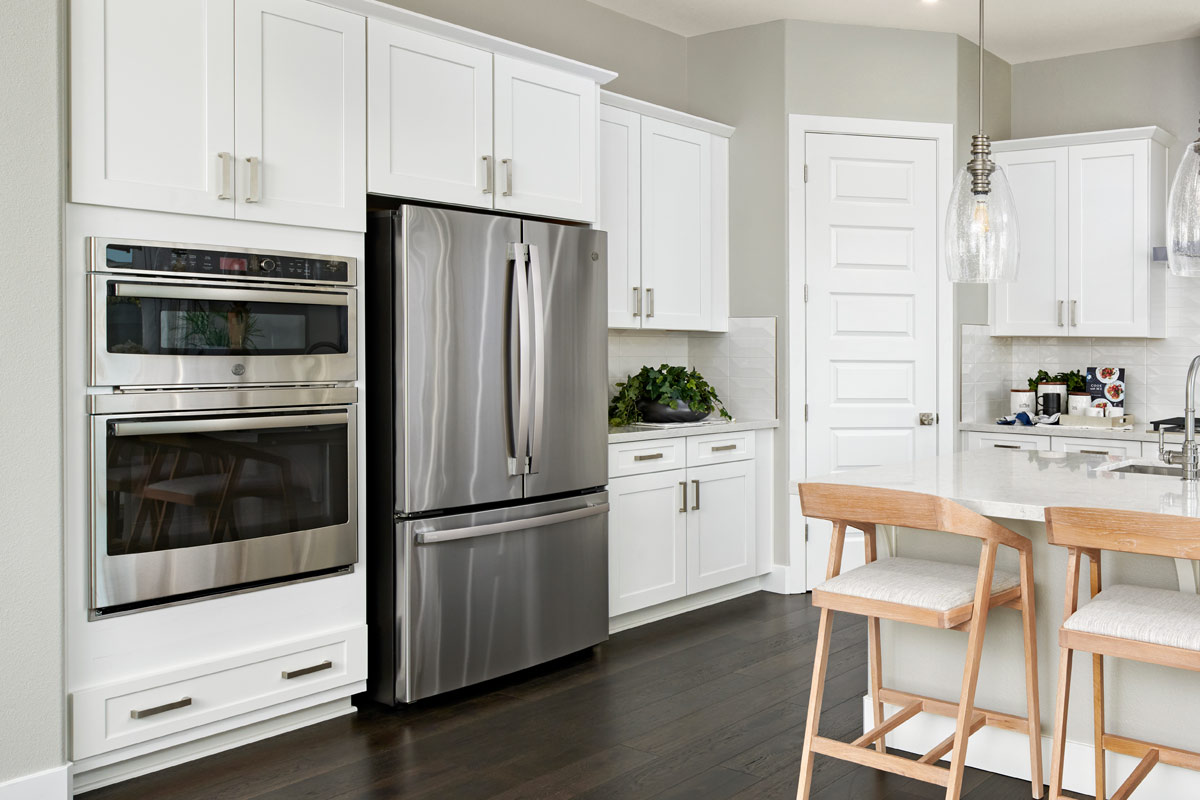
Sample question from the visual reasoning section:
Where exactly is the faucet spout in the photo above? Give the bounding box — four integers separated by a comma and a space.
1180, 355, 1200, 480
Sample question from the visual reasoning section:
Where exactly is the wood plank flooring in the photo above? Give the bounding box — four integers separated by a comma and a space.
84, 592, 1091, 800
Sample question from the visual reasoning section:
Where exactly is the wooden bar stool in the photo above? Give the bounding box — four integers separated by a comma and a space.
1045, 507, 1200, 800
796, 483, 1044, 800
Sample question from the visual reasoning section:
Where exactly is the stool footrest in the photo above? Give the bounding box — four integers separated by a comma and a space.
810, 736, 951, 787
878, 687, 1032, 734
1104, 734, 1200, 772
918, 712, 986, 764
852, 700, 923, 748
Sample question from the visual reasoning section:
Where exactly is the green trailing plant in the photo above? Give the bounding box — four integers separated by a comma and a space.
609, 364, 733, 427
1026, 369, 1085, 393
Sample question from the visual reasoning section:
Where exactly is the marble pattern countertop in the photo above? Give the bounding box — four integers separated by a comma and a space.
804, 448, 1200, 522
608, 418, 778, 444
958, 421, 1172, 443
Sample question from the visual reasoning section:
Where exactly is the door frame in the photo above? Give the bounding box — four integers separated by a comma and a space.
785, 115, 955, 592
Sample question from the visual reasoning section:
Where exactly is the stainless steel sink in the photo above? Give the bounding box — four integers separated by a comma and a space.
1110, 464, 1184, 477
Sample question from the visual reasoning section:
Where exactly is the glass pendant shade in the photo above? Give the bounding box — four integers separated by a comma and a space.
945, 164, 1020, 283
1167, 141, 1200, 277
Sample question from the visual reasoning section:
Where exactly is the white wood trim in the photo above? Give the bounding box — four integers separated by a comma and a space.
601, 91, 734, 138
786, 115, 955, 593
0, 764, 70, 800
993, 125, 1175, 152
320, 0, 616, 84
608, 575, 766, 633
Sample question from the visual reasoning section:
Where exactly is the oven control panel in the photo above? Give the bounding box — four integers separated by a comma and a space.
91, 238, 354, 285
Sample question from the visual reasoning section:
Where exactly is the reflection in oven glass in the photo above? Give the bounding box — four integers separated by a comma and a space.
105, 420, 349, 556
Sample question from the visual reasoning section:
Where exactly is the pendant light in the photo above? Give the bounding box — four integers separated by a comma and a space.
1167, 119, 1200, 276
945, 0, 1019, 283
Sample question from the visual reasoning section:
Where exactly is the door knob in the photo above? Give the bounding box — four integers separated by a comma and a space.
919, 412, 936, 426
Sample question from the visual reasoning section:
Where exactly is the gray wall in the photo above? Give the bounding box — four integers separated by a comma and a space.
0, 0, 66, 786
378, 0, 689, 108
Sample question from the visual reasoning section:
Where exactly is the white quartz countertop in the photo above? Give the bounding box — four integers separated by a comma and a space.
608, 418, 778, 444
958, 421, 1168, 443
801, 448, 1200, 522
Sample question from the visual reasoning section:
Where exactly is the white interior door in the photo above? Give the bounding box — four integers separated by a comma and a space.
641, 117, 711, 331
234, 0, 365, 231
991, 147, 1070, 336
70, 0, 235, 218
803, 132, 939, 587
367, 21, 493, 208
598, 104, 642, 328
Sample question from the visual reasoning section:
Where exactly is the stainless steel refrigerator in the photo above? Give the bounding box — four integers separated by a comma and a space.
366, 205, 609, 705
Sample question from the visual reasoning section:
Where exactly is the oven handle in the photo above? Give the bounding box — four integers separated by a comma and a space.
111, 410, 349, 437
112, 282, 349, 307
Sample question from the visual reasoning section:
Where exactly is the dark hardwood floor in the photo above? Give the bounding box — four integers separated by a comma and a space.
85, 592, 1089, 800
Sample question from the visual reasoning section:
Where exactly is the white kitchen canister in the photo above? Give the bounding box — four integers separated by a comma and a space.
1010, 389, 1036, 416
1067, 392, 1091, 416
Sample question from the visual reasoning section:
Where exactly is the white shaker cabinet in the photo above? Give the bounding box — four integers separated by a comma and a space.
366, 23, 493, 208
686, 460, 756, 594
70, 0, 236, 219
599, 92, 732, 333
234, 0, 365, 230
990, 127, 1170, 338
607, 470, 688, 617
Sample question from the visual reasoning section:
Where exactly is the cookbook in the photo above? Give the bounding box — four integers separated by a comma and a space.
1086, 366, 1125, 409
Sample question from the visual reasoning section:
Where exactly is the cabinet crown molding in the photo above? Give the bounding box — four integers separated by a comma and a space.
602, 90, 735, 139
994, 126, 1175, 152
327, 0, 617, 84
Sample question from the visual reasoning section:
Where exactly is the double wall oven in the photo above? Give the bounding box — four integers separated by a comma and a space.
87, 238, 360, 616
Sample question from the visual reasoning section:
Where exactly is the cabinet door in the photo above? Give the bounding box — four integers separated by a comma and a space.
1050, 436, 1140, 458
686, 461, 755, 594
608, 471, 688, 617
599, 105, 642, 328
1068, 140, 1151, 337
991, 148, 1069, 336
641, 117, 712, 331
494, 56, 597, 222
234, 0, 365, 231
70, 0, 235, 218
367, 21, 493, 208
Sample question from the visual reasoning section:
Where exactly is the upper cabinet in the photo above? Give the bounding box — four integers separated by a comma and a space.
70, 0, 365, 232
600, 92, 732, 332
990, 127, 1172, 338
367, 22, 600, 223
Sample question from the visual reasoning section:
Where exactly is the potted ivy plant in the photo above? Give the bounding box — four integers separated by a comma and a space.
609, 364, 733, 426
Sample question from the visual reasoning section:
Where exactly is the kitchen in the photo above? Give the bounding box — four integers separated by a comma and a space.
3, 1, 1200, 799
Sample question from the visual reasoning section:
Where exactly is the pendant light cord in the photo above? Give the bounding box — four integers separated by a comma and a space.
978, 0, 985, 136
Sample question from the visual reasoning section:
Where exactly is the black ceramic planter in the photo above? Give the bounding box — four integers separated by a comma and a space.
637, 401, 710, 423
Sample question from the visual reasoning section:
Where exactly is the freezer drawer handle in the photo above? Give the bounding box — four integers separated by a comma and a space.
130, 697, 192, 720
414, 503, 609, 545
282, 660, 333, 680
634, 453, 664, 462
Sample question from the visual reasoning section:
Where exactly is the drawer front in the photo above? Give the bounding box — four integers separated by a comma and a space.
686, 431, 755, 466
1051, 436, 1141, 458
965, 431, 1049, 452
72, 624, 366, 760
609, 438, 686, 478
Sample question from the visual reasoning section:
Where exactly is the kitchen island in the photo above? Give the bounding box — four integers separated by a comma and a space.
810, 447, 1200, 798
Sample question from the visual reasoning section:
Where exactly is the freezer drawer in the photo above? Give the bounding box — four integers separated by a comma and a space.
399, 493, 609, 703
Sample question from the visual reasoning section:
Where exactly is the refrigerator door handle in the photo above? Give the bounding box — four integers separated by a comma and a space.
527, 243, 547, 474
508, 243, 532, 475
414, 502, 609, 545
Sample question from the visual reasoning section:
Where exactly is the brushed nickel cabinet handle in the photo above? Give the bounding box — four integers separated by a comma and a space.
711, 444, 737, 452
217, 152, 233, 200
244, 156, 261, 203
679, 481, 687, 513
482, 155, 494, 194
130, 697, 192, 719
1080, 449, 1109, 456
1071, 299, 1078, 327
691, 479, 700, 510
646, 288, 654, 318
634, 453, 664, 462
1057, 300, 1065, 327
993, 443, 1021, 449
282, 660, 333, 680
633, 286, 641, 317
501, 158, 513, 197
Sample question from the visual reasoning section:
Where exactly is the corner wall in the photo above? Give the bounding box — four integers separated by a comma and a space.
0, 0, 66, 788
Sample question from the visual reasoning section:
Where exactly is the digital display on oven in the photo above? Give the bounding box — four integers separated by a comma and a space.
102, 243, 351, 283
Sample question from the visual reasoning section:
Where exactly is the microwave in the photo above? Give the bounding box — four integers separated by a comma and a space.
88, 238, 357, 388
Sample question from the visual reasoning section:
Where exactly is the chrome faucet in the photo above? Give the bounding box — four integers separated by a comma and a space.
1160, 354, 1200, 480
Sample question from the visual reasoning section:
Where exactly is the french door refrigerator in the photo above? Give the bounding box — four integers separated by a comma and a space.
366, 205, 609, 704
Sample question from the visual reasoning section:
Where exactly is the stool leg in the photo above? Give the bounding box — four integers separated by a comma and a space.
1020, 550, 1045, 798
796, 608, 835, 800
867, 616, 885, 753
1049, 646, 1074, 800
1090, 554, 1105, 800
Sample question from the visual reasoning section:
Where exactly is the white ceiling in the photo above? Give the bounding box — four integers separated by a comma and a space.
586, 0, 1200, 64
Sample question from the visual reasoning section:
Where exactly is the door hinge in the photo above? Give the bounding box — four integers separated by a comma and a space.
803, 164, 809, 183
804, 523, 810, 543
804, 403, 809, 422
803, 283, 809, 303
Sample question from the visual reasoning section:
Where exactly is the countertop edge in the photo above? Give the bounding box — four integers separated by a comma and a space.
958, 421, 1165, 443
608, 419, 779, 444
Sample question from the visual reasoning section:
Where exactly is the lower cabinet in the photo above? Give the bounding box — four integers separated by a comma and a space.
607, 437, 758, 617
1050, 435, 1141, 458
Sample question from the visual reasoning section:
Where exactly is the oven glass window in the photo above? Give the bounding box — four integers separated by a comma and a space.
106, 292, 348, 356
104, 414, 349, 556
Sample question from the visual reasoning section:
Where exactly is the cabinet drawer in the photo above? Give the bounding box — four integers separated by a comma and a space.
965, 431, 1049, 452
72, 625, 366, 760
1051, 436, 1141, 458
609, 438, 685, 478
686, 430, 754, 466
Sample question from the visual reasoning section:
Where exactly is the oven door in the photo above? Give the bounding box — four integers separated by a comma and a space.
89, 275, 357, 387
91, 404, 357, 612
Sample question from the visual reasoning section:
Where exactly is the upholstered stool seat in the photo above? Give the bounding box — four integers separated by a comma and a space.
1062, 583, 1200, 652
817, 557, 1021, 612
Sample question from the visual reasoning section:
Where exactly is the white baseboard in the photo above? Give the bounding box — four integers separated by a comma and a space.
0, 764, 71, 800
863, 696, 1200, 797
608, 575, 766, 633
763, 563, 806, 595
